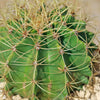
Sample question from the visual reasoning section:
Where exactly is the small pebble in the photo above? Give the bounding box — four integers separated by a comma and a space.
2, 95, 6, 100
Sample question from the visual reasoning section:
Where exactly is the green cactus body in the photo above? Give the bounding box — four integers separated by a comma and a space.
0, 6, 96, 100
37, 31, 68, 99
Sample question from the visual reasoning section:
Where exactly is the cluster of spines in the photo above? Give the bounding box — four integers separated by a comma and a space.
0, 3, 96, 100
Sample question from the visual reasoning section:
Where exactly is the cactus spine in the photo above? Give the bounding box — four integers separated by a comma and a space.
0, 1, 97, 100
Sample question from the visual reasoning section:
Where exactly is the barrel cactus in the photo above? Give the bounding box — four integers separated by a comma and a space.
0, 2, 96, 100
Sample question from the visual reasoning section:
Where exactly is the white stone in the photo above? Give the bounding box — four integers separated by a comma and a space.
77, 90, 85, 97
91, 94, 97, 100
0, 90, 2, 93
96, 92, 100, 100
2, 95, 6, 100
85, 89, 90, 98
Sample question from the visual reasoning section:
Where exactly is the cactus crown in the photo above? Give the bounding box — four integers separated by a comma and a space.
0, 1, 97, 100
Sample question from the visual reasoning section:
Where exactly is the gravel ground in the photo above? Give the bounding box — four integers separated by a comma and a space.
72, 77, 100, 100
0, 77, 99, 100
0, 82, 28, 100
